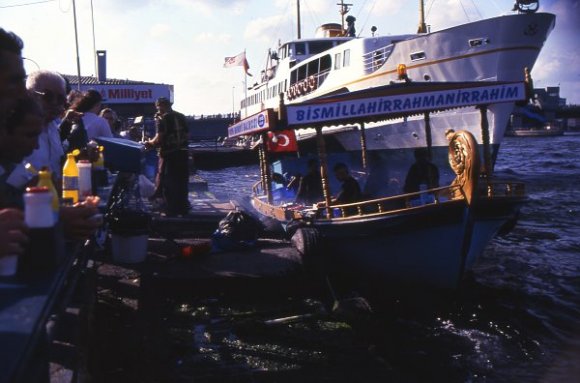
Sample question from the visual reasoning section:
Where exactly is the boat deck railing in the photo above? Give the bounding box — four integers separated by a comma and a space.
252, 179, 526, 221
362, 44, 394, 73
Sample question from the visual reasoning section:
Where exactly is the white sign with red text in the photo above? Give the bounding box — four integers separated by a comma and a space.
79, 84, 173, 104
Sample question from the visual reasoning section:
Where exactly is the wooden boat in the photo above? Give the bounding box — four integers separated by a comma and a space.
228, 80, 528, 290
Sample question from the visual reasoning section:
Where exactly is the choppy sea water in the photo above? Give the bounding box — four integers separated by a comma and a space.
184, 135, 580, 382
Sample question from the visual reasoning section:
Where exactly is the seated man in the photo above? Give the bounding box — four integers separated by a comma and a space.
332, 162, 361, 205
403, 148, 439, 194
295, 159, 323, 205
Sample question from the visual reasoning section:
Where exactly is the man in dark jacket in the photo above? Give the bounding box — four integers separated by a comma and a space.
146, 97, 190, 216
332, 162, 361, 204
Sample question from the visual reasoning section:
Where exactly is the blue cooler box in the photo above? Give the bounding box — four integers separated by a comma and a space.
94, 137, 145, 173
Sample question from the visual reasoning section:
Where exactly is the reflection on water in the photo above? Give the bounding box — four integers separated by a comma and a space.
183, 136, 580, 381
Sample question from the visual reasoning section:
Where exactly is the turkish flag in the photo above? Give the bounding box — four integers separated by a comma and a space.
267, 130, 298, 152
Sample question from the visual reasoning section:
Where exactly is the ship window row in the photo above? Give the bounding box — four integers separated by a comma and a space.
278, 40, 341, 60
240, 80, 287, 108
290, 54, 332, 85
286, 47, 351, 90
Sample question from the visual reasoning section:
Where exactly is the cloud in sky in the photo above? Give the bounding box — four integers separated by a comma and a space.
244, 14, 288, 43
149, 23, 171, 39
193, 32, 232, 44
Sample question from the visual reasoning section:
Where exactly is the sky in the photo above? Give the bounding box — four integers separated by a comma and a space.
1, 0, 578, 115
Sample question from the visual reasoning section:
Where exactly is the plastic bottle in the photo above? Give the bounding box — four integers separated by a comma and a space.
62, 149, 80, 204
37, 167, 60, 222
77, 160, 92, 201
92, 145, 108, 189
94, 145, 105, 170
21, 186, 59, 274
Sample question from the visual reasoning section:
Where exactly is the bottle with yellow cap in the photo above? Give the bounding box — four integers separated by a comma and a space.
94, 145, 105, 170
62, 149, 80, 204
37, 167, 60, 221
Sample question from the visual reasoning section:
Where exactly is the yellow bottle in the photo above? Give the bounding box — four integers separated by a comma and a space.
37, 167, 59, 219
94, 146, 105, 170
62, 150, 80, 204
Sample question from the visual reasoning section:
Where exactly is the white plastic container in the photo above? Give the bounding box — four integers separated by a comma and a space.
111, 234, 148, 263
24, 187, 54, 228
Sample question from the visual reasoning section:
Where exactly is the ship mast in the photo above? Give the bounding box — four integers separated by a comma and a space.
337, 0, 353, 32
296, 0, 301, 39
417, 0, 428, 33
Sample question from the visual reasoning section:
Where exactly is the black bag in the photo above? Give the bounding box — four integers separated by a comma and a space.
217, 210, 259, 242
68, 119, 89, 152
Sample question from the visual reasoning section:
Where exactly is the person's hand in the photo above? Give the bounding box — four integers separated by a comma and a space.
60, 203, 101, 240
63, 109, 84, 123
0, 208, 29, 257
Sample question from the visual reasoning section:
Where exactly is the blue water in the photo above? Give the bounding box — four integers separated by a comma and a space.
194, 135, 580, 382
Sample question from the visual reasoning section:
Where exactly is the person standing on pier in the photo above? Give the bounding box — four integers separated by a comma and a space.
145, 97, 190, 217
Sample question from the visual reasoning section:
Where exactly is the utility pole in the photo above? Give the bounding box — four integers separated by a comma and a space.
72, 0, 82, 90
90, 0, 98, 79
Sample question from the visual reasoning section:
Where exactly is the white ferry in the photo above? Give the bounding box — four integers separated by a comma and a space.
239, 0, 554, 180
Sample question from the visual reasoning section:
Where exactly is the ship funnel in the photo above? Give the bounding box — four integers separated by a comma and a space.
315, 23, 344, 38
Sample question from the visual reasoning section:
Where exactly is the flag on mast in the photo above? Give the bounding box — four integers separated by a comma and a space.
224, 51, 252, 76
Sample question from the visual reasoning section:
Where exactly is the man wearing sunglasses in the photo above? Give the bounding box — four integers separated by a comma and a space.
23, 70, 67, 181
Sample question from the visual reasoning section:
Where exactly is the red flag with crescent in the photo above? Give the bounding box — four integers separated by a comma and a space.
267, 130, 298, 152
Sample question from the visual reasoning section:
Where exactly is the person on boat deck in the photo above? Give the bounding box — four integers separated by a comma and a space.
295, 159, 324, 204
403, 148, 440, 194
332, 162, 361, 204
145, 97, 190, 217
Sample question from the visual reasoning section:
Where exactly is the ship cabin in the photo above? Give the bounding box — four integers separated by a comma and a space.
240, 22, 415, 115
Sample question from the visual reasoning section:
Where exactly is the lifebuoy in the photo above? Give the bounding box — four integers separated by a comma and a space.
295, 83, 303, 96
298, 80, 306, 95
308, 75, 317, 91
290, 85, 297, 99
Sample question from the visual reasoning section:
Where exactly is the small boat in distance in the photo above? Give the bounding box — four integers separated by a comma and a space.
236, 0, 554, 173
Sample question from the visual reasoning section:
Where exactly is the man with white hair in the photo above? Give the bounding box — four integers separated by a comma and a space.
24, 70, 67, 180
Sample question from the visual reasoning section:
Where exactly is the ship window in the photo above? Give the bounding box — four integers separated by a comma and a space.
410, 51, 426, 61
334, 52, 342, 69
298, 65, 307, 81
343, 49, 351, 67
307, 60, 318, 77
468, 38, 489, 47
295, 42, 306, 55
309, 40, 334, 54
320, 55, 331, 72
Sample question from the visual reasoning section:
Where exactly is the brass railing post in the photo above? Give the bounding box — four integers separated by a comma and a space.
360, 122, 368, 171
316, 127, 333, 219
261, 132, 273, 203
